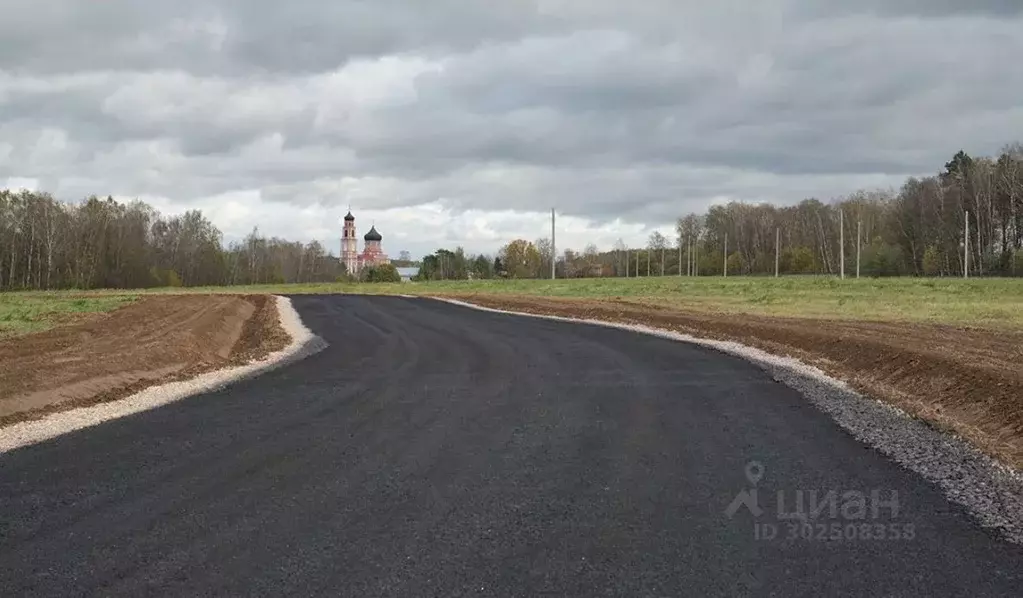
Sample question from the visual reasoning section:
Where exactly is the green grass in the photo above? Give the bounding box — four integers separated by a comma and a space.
0, 293, 137, 338
4, 276, 1021, 331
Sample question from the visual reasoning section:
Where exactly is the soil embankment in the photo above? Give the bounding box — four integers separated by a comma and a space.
452, 294, 1023, 470
0, 295, 288, 426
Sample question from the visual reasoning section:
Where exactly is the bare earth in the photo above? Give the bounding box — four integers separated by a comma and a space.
0, 295, 288, 426
449, 294, 1023, 470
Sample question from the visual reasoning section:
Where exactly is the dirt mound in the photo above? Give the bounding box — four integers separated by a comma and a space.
0, 295, 288, 425
452, 294, 1023, 470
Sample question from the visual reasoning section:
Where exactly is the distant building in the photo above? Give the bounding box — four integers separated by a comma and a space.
340, 211, 390, 275
396, 267, 420, 282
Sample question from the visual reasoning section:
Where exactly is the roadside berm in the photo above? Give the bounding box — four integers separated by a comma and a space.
0, 295, 290, 427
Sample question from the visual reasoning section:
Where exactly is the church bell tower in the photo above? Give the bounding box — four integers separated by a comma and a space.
341, 210, 358, 274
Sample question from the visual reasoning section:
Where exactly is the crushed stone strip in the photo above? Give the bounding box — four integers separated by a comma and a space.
0, 296, 327, 454
434, 296, 1023, 546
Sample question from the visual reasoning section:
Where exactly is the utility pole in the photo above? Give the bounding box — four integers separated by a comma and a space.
678, 240, 682, 277
687, 236, 692, 276
775, 227, 780, 278
694, 236, 699, 277
964, 211, 970, 279
839, 209, 845, 279
856, 220, 861, 279
551, 208, 556, 280
661, 246, 665, 277
723, 233, 728, 277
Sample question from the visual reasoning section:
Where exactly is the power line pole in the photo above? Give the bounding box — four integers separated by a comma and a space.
840, 209, 845, 280
775, 227, 780, 278
551, 208, 556, 280
856, 220, 861, 279
686, 236, 691, 276
964, 211, 970, 279
694, 236, 699, 277
723, 233, 728, 278
687, 236, 691, 276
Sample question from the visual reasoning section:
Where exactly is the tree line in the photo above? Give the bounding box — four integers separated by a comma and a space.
0, 191, 348, 290
660, 146, 1022, 278
370, 145, 1023, 282
414, 238, 568, 281
467, 145, 1022, 279
4, 146, 1021, 289
416, 247, 500, 280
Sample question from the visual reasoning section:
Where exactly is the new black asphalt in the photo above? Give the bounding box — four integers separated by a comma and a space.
1, 295, 1020, 596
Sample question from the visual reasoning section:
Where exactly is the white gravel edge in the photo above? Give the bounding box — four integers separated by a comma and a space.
0, 295, 327, 454
434, 296, 1023, 545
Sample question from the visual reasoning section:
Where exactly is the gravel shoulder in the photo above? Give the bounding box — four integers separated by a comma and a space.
0, 294, 290, 426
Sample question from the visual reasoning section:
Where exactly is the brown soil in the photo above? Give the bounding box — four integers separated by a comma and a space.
0, 295, 289, 426
450, 294, 1023, 470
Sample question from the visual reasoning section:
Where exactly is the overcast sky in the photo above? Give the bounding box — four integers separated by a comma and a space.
2, 1, 1022, 258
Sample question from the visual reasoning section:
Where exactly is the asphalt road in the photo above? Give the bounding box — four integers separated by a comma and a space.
1, 295, 1021, 596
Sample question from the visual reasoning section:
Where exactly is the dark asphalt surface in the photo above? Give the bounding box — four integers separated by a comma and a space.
1, 295, 1021, 597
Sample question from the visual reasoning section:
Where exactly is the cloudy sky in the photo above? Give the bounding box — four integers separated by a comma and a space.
2, 1, 1022, 258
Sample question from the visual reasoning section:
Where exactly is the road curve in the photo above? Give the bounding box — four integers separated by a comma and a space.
1, 295, 1020, 596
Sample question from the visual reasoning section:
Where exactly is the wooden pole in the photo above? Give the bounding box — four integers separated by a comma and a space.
687, 236, 692, 276
551, 208, 556, 280
840, 209, 845, 280
723, 233, 728, 278
694, 236, 699, 276
965, 211, 970, 279
775, 227, 780, 278
856, 220, 861, 279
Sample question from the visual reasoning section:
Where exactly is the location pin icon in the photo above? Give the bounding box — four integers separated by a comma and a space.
745, 461, 765, 486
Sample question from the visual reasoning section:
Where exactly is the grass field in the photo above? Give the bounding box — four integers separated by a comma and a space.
3, 276, 1021, 333
0, 294, 137, 338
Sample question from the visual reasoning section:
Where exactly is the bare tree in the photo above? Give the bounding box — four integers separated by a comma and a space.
648, 231, 667, 277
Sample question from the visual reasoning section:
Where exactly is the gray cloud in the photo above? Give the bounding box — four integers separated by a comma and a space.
1, 0, 1022, 254
813, 0, 1023, 17
0, 0, 557, 75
